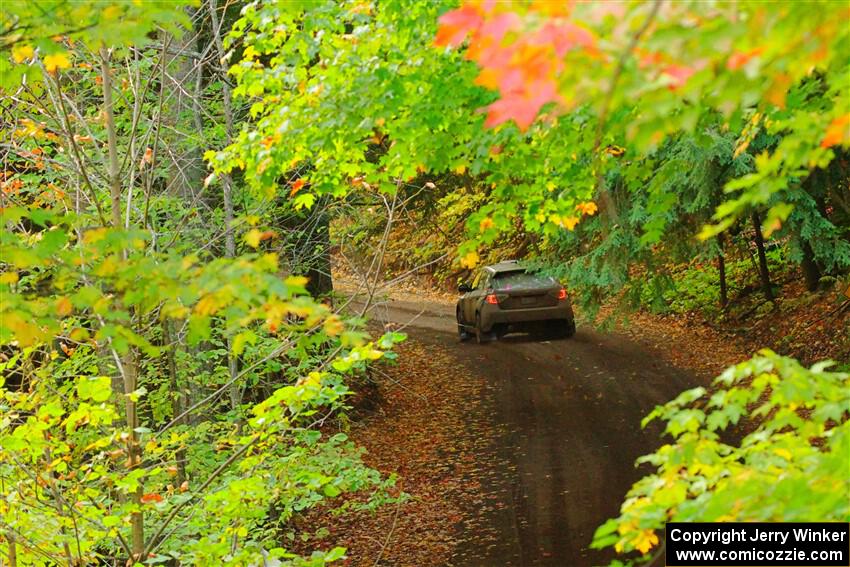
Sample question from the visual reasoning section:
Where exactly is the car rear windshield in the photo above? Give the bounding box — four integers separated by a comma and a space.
492, 271, 557, 290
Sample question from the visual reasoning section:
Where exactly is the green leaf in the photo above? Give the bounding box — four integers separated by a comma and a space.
76, 376, 112, 402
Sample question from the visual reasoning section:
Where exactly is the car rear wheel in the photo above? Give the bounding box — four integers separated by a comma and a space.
475, 313, 494, 344
552, 319, 576, 339
457, 310, 471, 341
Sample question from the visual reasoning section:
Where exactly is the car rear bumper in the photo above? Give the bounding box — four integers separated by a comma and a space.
479, 301, 574, 332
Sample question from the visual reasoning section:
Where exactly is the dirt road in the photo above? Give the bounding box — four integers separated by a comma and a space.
361, 295, 703, 566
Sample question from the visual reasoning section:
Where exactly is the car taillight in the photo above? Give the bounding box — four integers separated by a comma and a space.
557, 288, 567, 300
485, 293, 499, 304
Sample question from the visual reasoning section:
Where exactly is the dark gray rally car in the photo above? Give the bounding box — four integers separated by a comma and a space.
456, 261, 576, 343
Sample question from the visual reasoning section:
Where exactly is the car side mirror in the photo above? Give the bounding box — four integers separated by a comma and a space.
458, 282, 473, 293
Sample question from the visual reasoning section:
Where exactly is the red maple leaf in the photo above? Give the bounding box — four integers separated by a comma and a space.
533, 21, 595, 57
484, 80, 560, 130
434, 5, 483, 48
662, 64, 695, 90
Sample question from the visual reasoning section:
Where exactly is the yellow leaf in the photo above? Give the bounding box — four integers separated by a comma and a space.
69, 327, 90, 341
195, 295, 220, 316
94, 256, 119, 277
454, 164, 467, 174
460, 250, 479, 269
634, 530, 658, 554
323, 315, 344, 337
44, 52, 72, 74
614, 541, 624, 553
245, 229, 263, 248
3, 312, 46, 346
83, 227, 108, 243
285, 275, 309, 288
479, 217, 494, 231
552, 215, 580, 231
0, 272, 19, 284
617, 520, 637, 536
12, 45, 34, 63
103, 5, 122, 19
774, 448, 793, 460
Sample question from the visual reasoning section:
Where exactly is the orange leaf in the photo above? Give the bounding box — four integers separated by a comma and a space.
141, 493, 163, 504
766, 73, 791, 109
821, 114, 850, 148
727, 47, 764, 70
290, 178, 306, 196
575, 201, 598, 216
56, 296, 73, 317
635, 48, 666, 68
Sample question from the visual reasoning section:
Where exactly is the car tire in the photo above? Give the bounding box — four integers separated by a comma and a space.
475, 313, 494, 344
555, 319, 576, 339
457, 310, 471, 341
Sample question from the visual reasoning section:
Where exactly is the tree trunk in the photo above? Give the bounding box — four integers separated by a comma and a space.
305, 200, 334, 300
800, 240, 821, 291
163, 321, 187, 483
717, 232, 728, 310
750, 211, 774, 301
100, 49, 123, 229
6, 531, 17, 567
101, 49, 145, 559
123, 350, 145, 560
161, 12, 205, 200
208, 0, 242, 414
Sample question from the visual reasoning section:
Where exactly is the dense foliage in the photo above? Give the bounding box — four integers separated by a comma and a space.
1, 0, 848, 565
593, 352, 850, 560
1, 2, 403, 565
